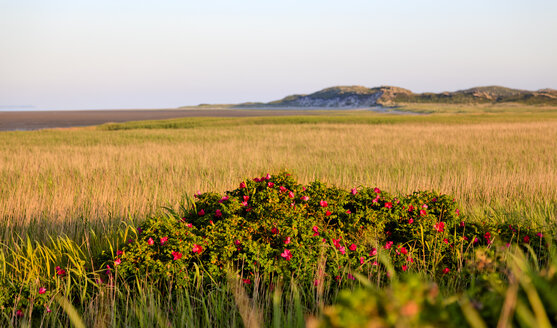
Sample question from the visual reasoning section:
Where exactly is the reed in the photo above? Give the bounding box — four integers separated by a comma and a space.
1, 113, 556, 240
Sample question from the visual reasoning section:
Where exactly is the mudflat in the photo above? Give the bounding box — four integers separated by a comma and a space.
0, 109, 321, 131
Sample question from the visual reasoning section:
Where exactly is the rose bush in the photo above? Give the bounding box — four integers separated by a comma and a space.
108, 172, 548, 288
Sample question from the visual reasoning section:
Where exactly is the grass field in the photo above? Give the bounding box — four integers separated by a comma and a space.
1, 108, 557, 326
1, 111, 556, 239
396, 103, 557, 114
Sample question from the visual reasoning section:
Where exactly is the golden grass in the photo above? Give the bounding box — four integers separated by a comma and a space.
1, 115, 556, 237
397, 102, 557, 114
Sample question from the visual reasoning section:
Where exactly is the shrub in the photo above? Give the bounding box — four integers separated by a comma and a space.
109, 172, 536, 287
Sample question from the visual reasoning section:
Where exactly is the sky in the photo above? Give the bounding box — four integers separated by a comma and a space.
1, 0, 556, 110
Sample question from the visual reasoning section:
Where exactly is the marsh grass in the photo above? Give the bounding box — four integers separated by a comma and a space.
396, 103, 557, 114
1, 112, 556, 241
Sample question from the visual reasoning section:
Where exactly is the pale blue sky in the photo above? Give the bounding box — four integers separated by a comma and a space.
1, 0, 556, 110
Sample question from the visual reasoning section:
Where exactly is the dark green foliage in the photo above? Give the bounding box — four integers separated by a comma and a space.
110, 172, 548, 288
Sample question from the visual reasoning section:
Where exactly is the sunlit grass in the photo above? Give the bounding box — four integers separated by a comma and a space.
396, 102, 557, 114
1, 111, 556, 240
1, 110, 557, 326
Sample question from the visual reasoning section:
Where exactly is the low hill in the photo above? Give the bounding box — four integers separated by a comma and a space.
234, 85, 557, 108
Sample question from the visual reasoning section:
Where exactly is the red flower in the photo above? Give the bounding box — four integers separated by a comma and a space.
408, 205, 414, 212
319, 200, 328, 207
186, 223, 193, 228
281, 249, 292, 260
443, 238, 449, 244
288, 191, 295, 198
351, 188, 358, 195
374, 187, 381, 194
312, 226, 319, 236
279, 186, 287, 192
349, 244, 357, 251
271, 227, 279, 234
408, 218, 414, 224
239, 181, 246, 189
400, 246, 408, 255
55, 266, 66, 276
147, 238, 154, 245
16, 310, 23, 318
443, 267, 450, 274
265, 173, 271, 180
420, 209, 427, 216
384, 241, 393, 249
267, 182, 274, 188
218, 195, 229, 203
114, 258, 121, 266
39, 287, 47, 294
332, 238, 341, 249
369, 248, 377, 256
347, 273, 355, 280
325, 210, 332, 216
242, 278, 251, 284
523, 236, 530, 243
172, 251, 183, 260
434, 222, 445, 233
192, 244, 203, 254
117, 250, 123, 256
384, 202, 392, 209
339, 246, 346, 255
160, 236, 168, 245
284, 236, 291, 244
402, 265, 408, 271
301, 195, 309, 201
198, 209, 205, 216
215, 209, 222, 217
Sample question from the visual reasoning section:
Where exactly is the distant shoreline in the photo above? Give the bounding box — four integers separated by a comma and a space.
0, 108, 409, 131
